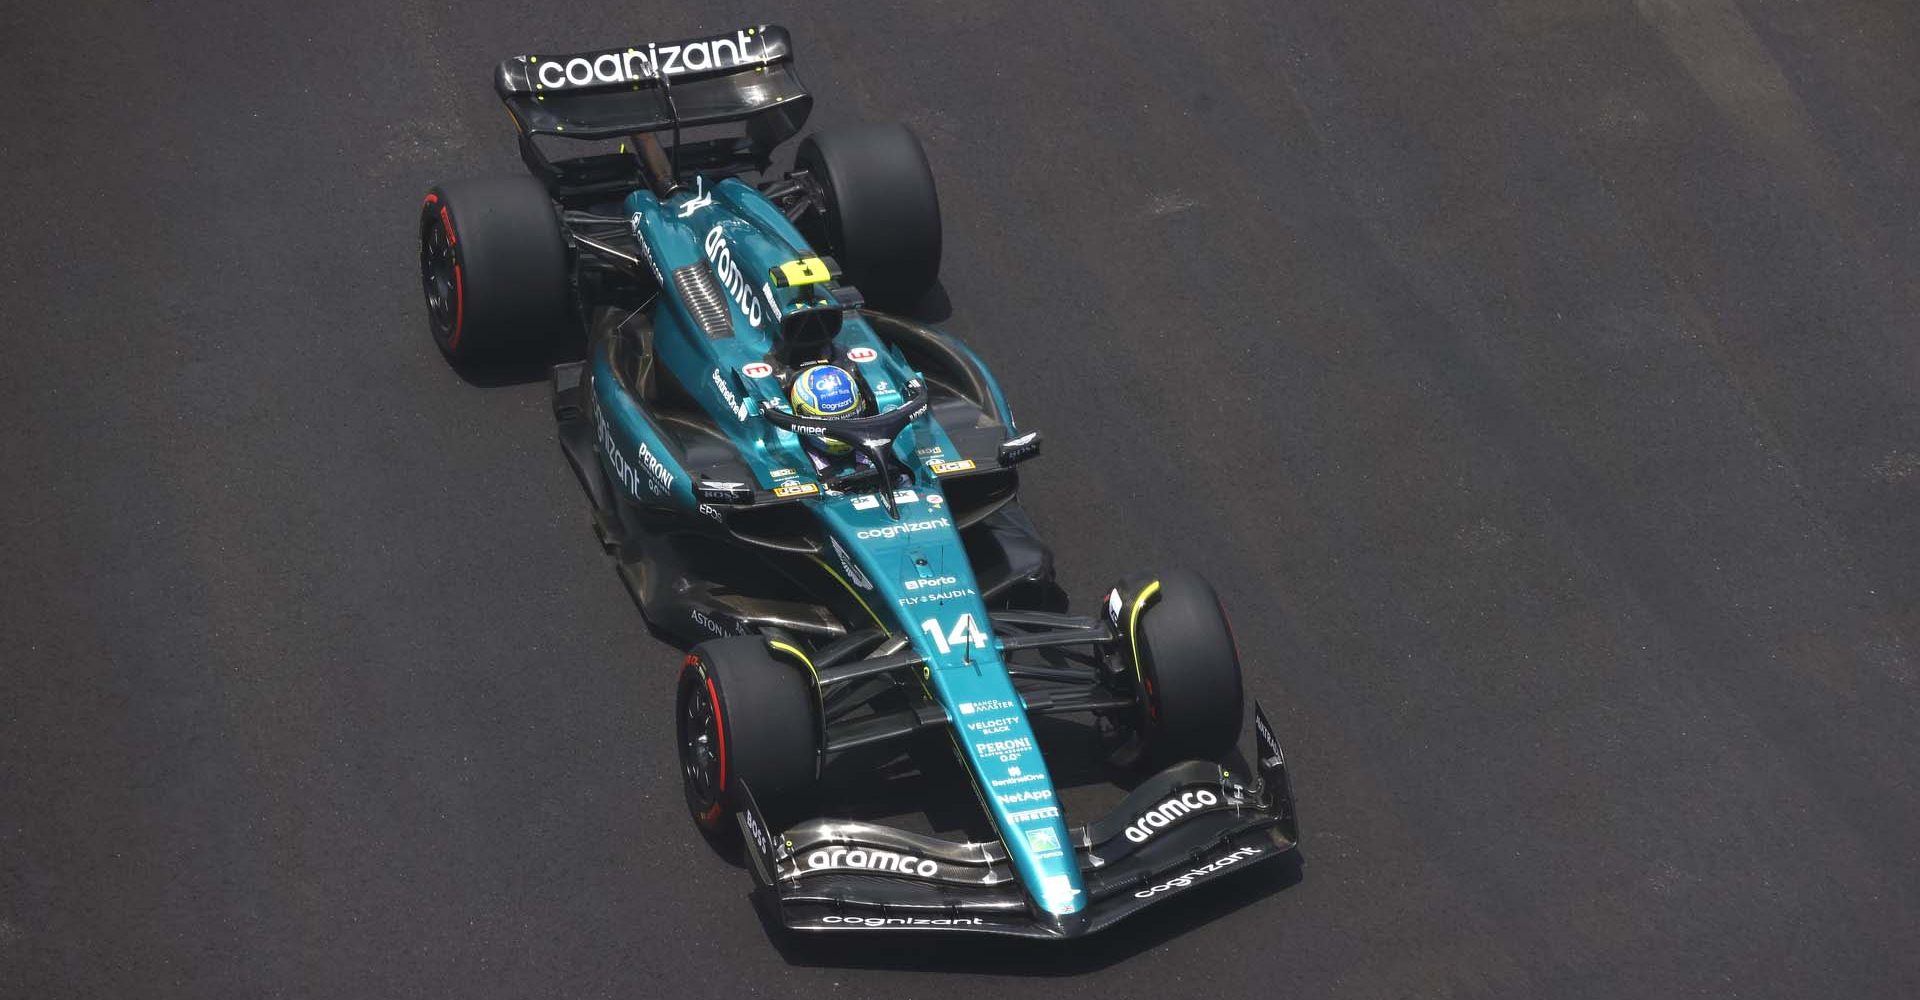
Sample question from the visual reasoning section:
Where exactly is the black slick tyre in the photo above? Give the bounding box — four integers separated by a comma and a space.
418, 176, 569, 361
795, 124, 941, 310
675, 638, 819, 834
1131, 571, 1245, 764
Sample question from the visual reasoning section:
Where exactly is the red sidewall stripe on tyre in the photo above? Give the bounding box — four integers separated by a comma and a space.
421, 192, 466, 351
681, 655, 729, 826
449, 263, 465, 351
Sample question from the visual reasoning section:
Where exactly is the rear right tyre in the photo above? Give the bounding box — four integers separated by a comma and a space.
795, 124, 942, 310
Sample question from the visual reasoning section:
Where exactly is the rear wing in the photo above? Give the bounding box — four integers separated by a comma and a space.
495, 25, 811, 199
495, 25, 809, 142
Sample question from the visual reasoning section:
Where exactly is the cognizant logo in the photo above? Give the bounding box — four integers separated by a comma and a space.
1132, 846, 1263, 898
817, 915, 984, 928
856, 518, 950, 540
532, 30, 769, 90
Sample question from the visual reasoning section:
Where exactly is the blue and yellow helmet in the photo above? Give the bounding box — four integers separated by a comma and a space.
789, 364, 864, 455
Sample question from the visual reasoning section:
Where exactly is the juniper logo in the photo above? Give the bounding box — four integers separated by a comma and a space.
531, 30, 769, 90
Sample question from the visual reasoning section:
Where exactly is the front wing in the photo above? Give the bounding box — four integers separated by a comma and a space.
735, 704, 1300, 939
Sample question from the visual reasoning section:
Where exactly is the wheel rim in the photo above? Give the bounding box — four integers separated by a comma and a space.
681, 677, 722, 807
419, 214, 457, 337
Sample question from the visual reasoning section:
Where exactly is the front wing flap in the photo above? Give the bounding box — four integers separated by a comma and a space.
735, 706, 1299, 939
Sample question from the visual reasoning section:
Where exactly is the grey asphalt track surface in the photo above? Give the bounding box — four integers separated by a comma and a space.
7, 1, 1920, 996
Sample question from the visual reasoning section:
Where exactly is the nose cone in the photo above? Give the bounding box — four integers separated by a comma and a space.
1036, 908, 1095, 939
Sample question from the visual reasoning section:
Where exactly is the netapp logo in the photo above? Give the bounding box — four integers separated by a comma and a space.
818, 915, 983, 927
531, 30, 769, 90
805, 847, 939, 878
1132, 846, 1263, 898
704, 226, 764, 328
996, 788, 1052, 806
856, 518, 950, 540
1123, 789, 1220, 844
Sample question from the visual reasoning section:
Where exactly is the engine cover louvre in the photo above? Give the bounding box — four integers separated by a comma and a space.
674, 263, 735, 340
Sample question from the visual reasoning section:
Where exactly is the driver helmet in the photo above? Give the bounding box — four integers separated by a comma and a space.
789, 363, 865, 456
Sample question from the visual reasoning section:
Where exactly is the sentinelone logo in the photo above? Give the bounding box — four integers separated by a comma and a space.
531, 30, 770, 90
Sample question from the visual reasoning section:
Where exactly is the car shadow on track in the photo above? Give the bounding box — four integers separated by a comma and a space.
443, 328, 589, 388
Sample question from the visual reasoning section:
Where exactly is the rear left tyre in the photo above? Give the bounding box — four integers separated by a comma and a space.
418, 176, 570, 361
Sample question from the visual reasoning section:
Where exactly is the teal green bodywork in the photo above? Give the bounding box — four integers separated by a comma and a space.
591, 177, 1084, 917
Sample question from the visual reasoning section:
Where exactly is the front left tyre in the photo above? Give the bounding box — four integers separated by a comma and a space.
418, 176, 570, 361
1126, 570, 1246, 765
676, 637, 820, 834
